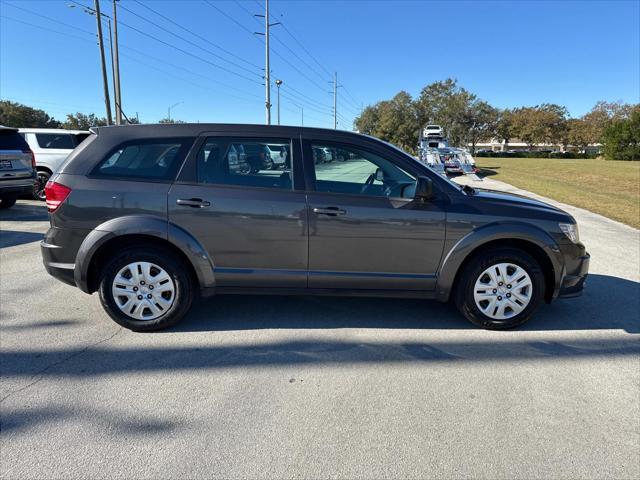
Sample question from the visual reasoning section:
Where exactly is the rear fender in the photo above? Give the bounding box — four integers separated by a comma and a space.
74, 215, 215, 293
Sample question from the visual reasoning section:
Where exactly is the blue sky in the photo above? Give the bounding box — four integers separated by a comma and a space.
1, 0, 639, 128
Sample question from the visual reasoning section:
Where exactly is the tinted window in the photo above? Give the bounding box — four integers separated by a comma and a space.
197, 137, 292, 190
312, 142, 416, 198
94, 139, 192, 180
35, 133, 76, 149
0, 130, 29, 151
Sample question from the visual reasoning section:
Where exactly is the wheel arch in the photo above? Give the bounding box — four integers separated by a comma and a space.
436, 223, 562, 303
74, 215, 216, 295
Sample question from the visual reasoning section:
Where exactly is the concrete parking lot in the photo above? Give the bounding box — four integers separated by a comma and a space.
1, 177, 639, 479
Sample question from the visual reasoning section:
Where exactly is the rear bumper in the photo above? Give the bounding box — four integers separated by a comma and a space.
559, 252, 590, 298
41, 240, 76, 286
0, 178, 35, 196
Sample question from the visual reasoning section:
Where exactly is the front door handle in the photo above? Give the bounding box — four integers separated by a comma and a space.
312, 206, 347, 216
176, 198, 211, 208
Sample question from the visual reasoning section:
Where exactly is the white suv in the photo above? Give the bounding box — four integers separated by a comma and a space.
20, 128, 90, 200
423, 125, 444, 138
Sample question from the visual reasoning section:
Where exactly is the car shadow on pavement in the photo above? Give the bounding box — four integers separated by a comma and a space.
0, 230, 44, 248
0, 201, 48, 222
176, 273, 639, 334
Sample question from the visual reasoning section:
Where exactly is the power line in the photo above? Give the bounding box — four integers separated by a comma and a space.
3, 2, 95, 36
0, 15, 94, 43
116, 2, 262, 81
3, 7, 263, 108
130, 0, 261, 70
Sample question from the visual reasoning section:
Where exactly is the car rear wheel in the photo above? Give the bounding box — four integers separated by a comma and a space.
98, 247, 194, 331
33, 170, 51, 201
0, 194, 17, 209
454, 248, 544, 330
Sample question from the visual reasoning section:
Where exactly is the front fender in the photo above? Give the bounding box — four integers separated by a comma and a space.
74, 215, 215, 294
435, 222, 564, 301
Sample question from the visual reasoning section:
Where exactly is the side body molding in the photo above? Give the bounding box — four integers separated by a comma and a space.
435, 222, 564, 301
74, 215, 215, 294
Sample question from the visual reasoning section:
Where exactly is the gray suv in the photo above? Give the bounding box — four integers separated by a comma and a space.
41, 124, 590, 331
0, 126, 36, 209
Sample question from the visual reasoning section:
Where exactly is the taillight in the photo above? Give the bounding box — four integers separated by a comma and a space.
44, 181, 72, 212
24, 149, 35, 168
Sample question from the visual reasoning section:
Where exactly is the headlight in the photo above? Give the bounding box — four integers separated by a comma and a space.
559, 223, 579, 243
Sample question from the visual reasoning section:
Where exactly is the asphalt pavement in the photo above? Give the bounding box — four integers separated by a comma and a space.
1, 177, 638, 479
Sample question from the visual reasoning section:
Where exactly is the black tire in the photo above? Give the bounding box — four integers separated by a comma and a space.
33, 170, 51, 201
0, 194, 17, 210
454, 248, 545, 330
98, 247, 194, 332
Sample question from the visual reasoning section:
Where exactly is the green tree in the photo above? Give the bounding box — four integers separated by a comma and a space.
414, 78, 478, 147
602, 107, 640, 160
494, 109, 515, 150
566, 118, 591, 151
463, 100, 499, 153
0, 100, 60, 128
158, 118, 186, 124
63, 112, 108, 130
510, 104, 568, 149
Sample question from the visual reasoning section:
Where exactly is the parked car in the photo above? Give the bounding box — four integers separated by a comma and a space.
41, 124, 589, 332
0, 126, 36, 209
312, 146, 326, 164
423, 124, 444, 138
19, 128, 90, 200
437, 148, 463, 174
267, 144, 289, 169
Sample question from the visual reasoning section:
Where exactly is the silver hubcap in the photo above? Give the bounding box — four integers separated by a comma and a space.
473, 262, 532, 320
111, 262, 175, 321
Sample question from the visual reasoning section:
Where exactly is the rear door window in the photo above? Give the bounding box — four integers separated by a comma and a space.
35, 133, 76, 149
93, 138, 193, 181
196, 137, 293, 190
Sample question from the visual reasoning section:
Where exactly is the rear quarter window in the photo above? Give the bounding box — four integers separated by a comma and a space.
92, 138, 194, 181
35, 133, 75, 149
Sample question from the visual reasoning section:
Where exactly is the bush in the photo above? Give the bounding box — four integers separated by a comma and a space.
474, 151, 598, 159
602, 109, 640, 160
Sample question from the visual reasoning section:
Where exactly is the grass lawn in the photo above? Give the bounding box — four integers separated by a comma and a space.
475, 157, 640, 229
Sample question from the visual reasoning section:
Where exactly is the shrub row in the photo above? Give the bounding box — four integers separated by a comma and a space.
474, 151, 599, 159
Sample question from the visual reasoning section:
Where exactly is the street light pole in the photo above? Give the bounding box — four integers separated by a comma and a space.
168, 101, 183, 122
94, 0, 113, 125
275, 79, 282, 125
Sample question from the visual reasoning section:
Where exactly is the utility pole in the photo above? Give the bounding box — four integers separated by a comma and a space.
275, 79, 282, 125
112, 0, 122, 125
264, 0, 271, 125
94, 0, 112, 125
332, 72, 338, 129
301, 107, 304, 126
254, 0, 280, 125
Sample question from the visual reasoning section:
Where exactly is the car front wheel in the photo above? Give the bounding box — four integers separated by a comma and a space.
98, 247, 194, 331
454, 248, 544, 329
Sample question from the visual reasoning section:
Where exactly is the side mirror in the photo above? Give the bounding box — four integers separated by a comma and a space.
414, 176, 434, 201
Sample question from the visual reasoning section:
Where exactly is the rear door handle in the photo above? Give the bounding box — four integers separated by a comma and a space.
176, 198, 211, 208
312, 206, 347, 216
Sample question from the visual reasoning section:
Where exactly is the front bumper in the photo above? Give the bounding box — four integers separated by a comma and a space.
559, 252, 590, 298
